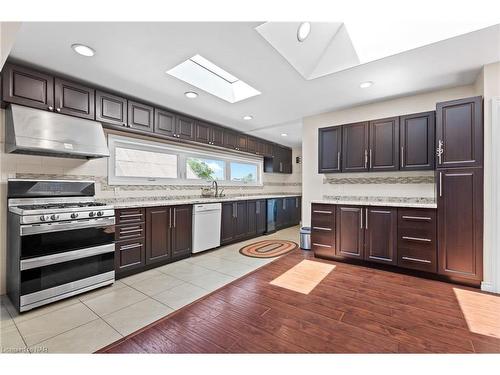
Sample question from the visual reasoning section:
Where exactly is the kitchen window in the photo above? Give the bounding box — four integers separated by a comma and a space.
108, 134, 263, 186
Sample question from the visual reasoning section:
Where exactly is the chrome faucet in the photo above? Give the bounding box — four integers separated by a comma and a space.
211, 180, 218, 197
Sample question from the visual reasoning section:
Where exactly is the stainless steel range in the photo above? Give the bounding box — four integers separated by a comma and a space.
7, 179, 116, 312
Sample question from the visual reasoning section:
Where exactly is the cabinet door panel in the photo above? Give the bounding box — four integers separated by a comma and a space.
195, 122, 211, 144
336, 206, 364, 259
145, 207, 171, 265
96, 90, 127, 126
128, 100, 154, 132
54, 78, 95, 119
154, 108, 176, 137
247, 137, 257, 154
224, 132, 237, 149
342, 122, 369, 172
237, 135, 247, 151
400, 111, 435, 170
318, 126, 342, 173
436, 96, 483, 169
176, 116, 195, 140
211, 126, 224, 147
369, 117, 399, 171
221, 202, 235, 244
437, 168, 483, 281
256, 200, 267, 234
2, 64, 54, 110
264, 142, 274, 157
235, 202, 249, 239
364, 207, 397, 265
247, 201, 257, 237
171, 205, 193, 258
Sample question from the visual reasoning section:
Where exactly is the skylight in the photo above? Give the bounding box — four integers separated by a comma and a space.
166, 54, 261, 103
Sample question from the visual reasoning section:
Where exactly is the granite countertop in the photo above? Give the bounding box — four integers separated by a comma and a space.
311, 198, 436, 209
103, 194, 301, 209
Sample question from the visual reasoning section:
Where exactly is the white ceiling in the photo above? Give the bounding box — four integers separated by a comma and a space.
8, 22, 500, 147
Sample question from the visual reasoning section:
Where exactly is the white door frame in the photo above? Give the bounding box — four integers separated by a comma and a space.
485, 97, 500, 293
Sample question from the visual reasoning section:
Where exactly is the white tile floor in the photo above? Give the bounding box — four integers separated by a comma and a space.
0, 226, 299, 354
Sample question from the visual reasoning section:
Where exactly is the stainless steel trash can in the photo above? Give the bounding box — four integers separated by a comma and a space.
300, 227, 311, 250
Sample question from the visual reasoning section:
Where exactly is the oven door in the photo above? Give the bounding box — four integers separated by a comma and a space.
19, 244, 115, 311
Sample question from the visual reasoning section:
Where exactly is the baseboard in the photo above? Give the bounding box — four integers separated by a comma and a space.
481, 281, 497, 293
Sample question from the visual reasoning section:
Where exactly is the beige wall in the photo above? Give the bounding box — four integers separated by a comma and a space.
0, 108, 302, 294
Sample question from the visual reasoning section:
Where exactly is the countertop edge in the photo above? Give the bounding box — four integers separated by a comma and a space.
310, 200, 437, 209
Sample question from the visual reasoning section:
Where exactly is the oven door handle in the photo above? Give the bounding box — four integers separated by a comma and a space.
20, 217, 116, 236
20, 243, 115, 271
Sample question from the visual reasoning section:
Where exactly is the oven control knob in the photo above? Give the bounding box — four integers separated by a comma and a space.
40, 215, 50, 222
70, 213, 79, 219
97, 211, 104, 217
89, 211, 96, 217
50, 214, 60, 221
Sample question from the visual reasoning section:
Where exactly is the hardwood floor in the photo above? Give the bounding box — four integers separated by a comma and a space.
99, 250, 500, 353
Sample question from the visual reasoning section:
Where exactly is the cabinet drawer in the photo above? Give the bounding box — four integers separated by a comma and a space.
398, 247, 437, 273
115, 239, 145, 274
116, 223, 145, 241
311, 204, 335, 228
116, 208, 145, 225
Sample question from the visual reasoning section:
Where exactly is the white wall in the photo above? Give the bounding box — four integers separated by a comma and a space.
0, 109, 302, 294
0, 22, 22, 69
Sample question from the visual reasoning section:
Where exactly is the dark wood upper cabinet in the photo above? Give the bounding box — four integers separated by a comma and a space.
176, 115, 195, 140
247, 137, 257, 154
211, 126, 224, 147
364, 207, 397, 265
224, 131, 238, 149
195, 121, 211, 144
437, 168, 483, 282
318, 126, 342, 173
54, 78, 95, 119
154, 108, 176, 137
369, 117, 399, 171
145, 207, 171, 265
236, 134, 247, 151
95, 90, 127, 126
400, 111, 435, 171
336, 206, 364, 259
2, 63, 54, 110
171, 205, 193, 258
264, 142, 274, 157
342, 122, 369, 172
436, 96, 483, 169
128, 100, 154, 132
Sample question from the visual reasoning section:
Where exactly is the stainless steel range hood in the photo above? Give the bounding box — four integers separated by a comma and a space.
5, 104, 110, 159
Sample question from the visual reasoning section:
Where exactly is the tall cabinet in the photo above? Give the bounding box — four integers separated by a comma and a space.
436, 96, 483, 283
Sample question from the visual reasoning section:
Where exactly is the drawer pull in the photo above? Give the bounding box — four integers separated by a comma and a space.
402, 256, 431, 264
312, 243, 332, 248
313, 210, 332, 214
312, 226, 332, 231
401, 215, 432, 221
120, 228, 143, 235
402, 236, 432, 242
120, 243, 143, 251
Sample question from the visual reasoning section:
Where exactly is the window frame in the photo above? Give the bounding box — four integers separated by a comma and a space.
108, 134, 263, 186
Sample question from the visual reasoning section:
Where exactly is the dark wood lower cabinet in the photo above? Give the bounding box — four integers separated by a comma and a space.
311, 204, 336, 258
171, 205, 193, 258
437, 168, 483, 282
336, 206, 364, 259
145, 207, 171, 265
364, 207, 397, 265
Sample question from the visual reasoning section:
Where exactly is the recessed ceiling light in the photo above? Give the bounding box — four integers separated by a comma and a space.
184, 91, 198, 99
243, 115, 253, 120
71, 44, 95, 57
281, 133, 288, 137
297, 22, 311, 42
359, 81, 374, 88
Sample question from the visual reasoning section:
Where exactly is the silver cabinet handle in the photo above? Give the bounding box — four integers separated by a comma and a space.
437, 140, 444, 165
364, 149, 368, 169
439, 172, 443, 197
173, 208, 176, 228
120, 228, 143, 235
169, 209, 172, 228
402, 236, 432, 242
369, 149, 372, 169
313, 210, 332, 214
365, 208, 368, 229
312, 226, 332, 231
120, 243, 143, 251
401, 216, 432, 221
402, 256, 431, 264
337, 151, 340, 169
120, 213, 143, 218
360, 209, 363, 229
401, 146, 404, 168
312, 243, 332, 248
